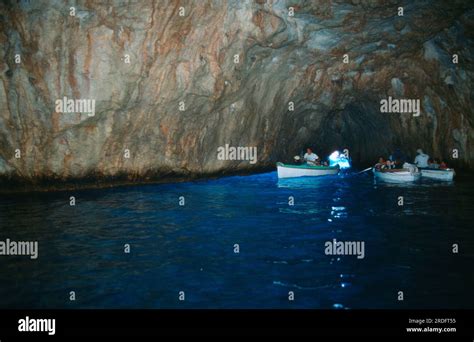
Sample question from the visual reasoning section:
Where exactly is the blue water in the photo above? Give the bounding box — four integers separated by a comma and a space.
0, 172, 473, 309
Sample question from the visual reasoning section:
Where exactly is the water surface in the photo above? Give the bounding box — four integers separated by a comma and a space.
0, 172, 473, 309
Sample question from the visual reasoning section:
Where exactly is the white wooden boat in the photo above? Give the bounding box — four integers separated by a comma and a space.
277, 162, 339, 179
419, 168, 455, 181
372, 168, 421, 182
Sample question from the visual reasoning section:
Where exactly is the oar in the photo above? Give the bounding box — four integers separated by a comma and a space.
357, 167, 373, 174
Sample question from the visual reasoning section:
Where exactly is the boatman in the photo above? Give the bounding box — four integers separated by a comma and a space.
390, 147, 406, 168
303, 148, 319, 166
414, 148, 429, 168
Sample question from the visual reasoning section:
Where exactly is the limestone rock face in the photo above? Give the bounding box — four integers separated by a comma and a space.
0, 0, 473, 187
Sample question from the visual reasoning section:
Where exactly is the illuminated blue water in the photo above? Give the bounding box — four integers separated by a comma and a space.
0, 171, 473, 309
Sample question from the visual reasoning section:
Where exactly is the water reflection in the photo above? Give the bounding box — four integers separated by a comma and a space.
277, 175, 342, 189
330, 206, 347, 219
0, 171, 473, 309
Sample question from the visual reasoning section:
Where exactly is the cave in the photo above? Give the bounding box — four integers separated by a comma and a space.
0, 0, 472, 189
0, 0, 473, 332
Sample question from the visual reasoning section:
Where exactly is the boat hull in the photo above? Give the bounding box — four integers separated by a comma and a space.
420, 168, 455, 181
373, 168, 421, 182
277, 162, 339, 179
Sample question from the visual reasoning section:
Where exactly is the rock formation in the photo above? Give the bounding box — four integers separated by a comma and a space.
0, 0, 473, 189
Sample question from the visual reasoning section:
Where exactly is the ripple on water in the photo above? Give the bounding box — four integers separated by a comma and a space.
0, 171, 473, 308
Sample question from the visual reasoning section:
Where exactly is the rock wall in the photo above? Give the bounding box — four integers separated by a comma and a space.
0, 0, 473, 188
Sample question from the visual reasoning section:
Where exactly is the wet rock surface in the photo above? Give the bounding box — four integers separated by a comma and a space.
0, 0, 473, 190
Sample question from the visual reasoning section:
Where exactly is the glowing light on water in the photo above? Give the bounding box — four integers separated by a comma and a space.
328, 150, 351, 169
331, 206, 347, 219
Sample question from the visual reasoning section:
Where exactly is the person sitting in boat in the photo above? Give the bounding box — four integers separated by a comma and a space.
428, 158, 440, 169
414, 148, 429, 168
385, 159, 395, 169
440, 160, 448, 169
389, 148, 405, 164
394, 158, 405, 169
374, 157, 385, 170
389, 148, 407, 168
303, 148, 320, 166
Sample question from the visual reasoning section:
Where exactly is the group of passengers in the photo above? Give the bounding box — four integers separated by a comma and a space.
374, 148, 448, 171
